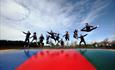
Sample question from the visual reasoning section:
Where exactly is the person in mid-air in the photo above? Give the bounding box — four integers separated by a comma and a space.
55, 33, 60, 43
81, 23, 97, 32
46, 34, 50, 44
63, 31, 69, 41
47, 30, 57, 40
60, 39, 64, 47
39, 34, 44, 46
22, 31, 31, 46
78, 34, 88, 46
30, 32, 38, 45
73, 29, 78, 39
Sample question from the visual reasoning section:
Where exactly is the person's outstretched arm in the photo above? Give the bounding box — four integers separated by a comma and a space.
22, 31, 27, 34
47, 31, 50, 35
89, 25, 94, 28
88, 24, 94, 28
83, 34, 88, 37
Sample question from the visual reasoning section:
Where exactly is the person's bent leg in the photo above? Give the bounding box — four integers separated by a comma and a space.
68, 38, 69, 41
79, 41, 82, 46
24, 38, 28, 48
83, 41, 86, 46
27, 39, 30, 45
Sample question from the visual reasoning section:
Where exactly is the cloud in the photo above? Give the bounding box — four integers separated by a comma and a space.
81, 0, 112, 23
0, 0, 112, 41
0, 24, 25, 40
0, 0, 30, 21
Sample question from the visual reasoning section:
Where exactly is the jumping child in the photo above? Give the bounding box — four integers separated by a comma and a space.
47, 30, 57, 40
63, 31, 69, 41
30, 32, 38, 46
22, 31, 31, 47
73, 29, 78, 39
78, 34, 88, 46
39, 34, 44, 47
81, 23, 97, 32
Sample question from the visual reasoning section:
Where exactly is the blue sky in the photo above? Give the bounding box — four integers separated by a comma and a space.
0, 0, 115, 43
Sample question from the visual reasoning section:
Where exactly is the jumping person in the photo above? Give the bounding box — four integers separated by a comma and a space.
22, 31, 31, 47
60, 39, 64, 47
47, 30, 57, 44
78, 34, 88, 46
63, 31, 69, 41
30, 32, 38, 45
55, 33, 60, 43
47, 30, 57, 40
81, 23, 97, 32
46, 34, 50, 44
39, 34, 44, 47
73, 29, 78, 39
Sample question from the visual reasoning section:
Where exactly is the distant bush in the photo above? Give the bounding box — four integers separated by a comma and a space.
0, 40, 42, 49
0, 40, 114, 49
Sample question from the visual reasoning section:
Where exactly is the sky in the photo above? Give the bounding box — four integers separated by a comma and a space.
0, 0, 115, 43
